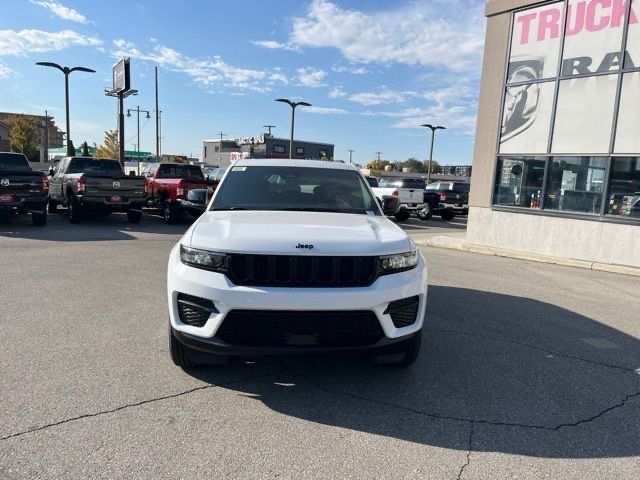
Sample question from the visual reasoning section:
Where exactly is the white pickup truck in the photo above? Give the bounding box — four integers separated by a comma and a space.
370, 177, 426, 222
167, 159, 428, 368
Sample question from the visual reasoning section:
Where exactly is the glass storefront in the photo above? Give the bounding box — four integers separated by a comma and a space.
494, 0, 640, 222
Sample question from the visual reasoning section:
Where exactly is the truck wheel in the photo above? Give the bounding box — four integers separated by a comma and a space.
440, 210, 455, 221
68, 196, 83, 224
126, 209, 142, 223
164, 203, 180, 224
32, 210, 47, 226
370, 331, 422, 367
417, 206, 432, 221
47, 197, 59, 214
394, 209, 411, 222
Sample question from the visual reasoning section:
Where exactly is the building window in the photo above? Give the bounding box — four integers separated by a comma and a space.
204, 146, 207, 158
493, 0, 640, 222
493, 157, 546, 208
544, 157, 607, 214
274, 144, 286, 154
296, 146, 305, 156
214, 145, 220, 152
606, 157, 640, 217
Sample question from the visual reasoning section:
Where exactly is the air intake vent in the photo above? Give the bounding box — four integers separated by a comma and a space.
177, 293, 217, 327
384, 296, 420, 328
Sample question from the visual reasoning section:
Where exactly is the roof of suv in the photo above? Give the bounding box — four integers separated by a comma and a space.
233, 159, 357, 170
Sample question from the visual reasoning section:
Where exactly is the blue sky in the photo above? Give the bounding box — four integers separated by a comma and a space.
0, 0, 486, 165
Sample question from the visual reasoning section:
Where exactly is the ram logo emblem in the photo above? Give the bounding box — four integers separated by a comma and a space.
0, 179, 9, 187
113, 181, 120, 189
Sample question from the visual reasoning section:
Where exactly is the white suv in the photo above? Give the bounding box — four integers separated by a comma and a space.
167, 159, 428, 367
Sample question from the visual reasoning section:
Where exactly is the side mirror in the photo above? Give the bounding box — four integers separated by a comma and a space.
48, 168, 55, 176
378, 195, 400, 216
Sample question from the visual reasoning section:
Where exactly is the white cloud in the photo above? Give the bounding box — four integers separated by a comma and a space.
296, 67, 327, 87
0, 29, 101, 56
332, 64, 369, 75
251, 40, 300, 52
112, 39, 290, 92
328, 86, 346, 98
290, 0, 485, 72
0, 63, 14, 79
30, 1, 89, 24
304, 106, 348, 114
348, 87, 413, 106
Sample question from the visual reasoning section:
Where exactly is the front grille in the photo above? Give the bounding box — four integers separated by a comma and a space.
177, 293, 218, 327
384, 296, 420, 328
217, 310, 385, 347
227, 254, 378, 287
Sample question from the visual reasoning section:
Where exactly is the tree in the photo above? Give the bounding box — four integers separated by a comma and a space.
398, 157, 425, 173
425, 159, 443, 174
94, 130, 119, 159
366, 160, 391, 171
81, 141, 90, 156
6, 116, 39, 160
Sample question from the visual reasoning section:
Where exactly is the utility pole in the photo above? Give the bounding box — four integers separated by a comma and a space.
155, 66, 160, 161
263, 124, 275, 137
44, 109, 49, 165
158, 110, 162, 159
375, 151, 382, 162
127, 106, 150, 174
348, 149, 355, 164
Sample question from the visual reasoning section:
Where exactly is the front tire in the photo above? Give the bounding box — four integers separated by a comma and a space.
47, 197, 59, 214
163, 202, 180, 224
126, 209, 142, 223
169, 328, 198, 368
440, 210, 455, 221
370, 331, 422, 367
32, 210, 47, 226
417, 205, 432, 221
394, 208, 411, 222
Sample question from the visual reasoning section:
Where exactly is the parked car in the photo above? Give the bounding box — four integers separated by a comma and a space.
371, 177, 426, 222
424, 181, 470, 221
142, 163, 214, 223
167, 159, 427, 368
48, 156, 146, 223
0, 152, 48, 226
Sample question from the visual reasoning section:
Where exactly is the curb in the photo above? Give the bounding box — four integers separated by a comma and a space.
418, 236, 640, 278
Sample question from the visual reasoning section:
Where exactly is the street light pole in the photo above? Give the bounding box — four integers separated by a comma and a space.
275, 98, 311, 159
348, 149, 355, 164
36, 62, 96, 156
127, 106, 150, 174
421, 124, 446, 185
217, 131, 225, 165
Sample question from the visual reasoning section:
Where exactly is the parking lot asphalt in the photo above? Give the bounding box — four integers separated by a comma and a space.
1, 213, 639, 479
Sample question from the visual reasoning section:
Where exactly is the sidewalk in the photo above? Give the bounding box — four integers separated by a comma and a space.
417, 232, 640, 278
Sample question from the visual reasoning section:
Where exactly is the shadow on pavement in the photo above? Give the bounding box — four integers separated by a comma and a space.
0, 212, 191, 242
185, 286, 640, 459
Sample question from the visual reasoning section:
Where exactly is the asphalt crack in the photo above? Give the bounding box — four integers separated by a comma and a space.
456, 422, 474, 480
1, 369, 282, 441
426, 327, 636, 373
287, 369, 640, 432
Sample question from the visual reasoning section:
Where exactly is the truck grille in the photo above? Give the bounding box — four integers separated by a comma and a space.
227, 254, 378, 287
177, 293, 217, 327
384, 296, 420, 328
217, 310, 384, 347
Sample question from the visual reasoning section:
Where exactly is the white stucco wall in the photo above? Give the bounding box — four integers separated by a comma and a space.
466, 207, 640, 268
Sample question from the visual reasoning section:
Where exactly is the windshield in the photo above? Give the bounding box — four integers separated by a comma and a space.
0, 153, 30, 171
211, 166, 380, 215
67, 158, 123, 176
157, 164, 204, 179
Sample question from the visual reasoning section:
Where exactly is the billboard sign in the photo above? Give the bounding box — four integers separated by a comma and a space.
112, 58, 131, 93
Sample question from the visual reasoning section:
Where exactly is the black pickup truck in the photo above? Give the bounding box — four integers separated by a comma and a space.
422, 181, 470, 221
0, 152, 48, 226
48, 156, 146, 223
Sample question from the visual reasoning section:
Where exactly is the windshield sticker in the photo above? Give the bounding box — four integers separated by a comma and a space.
232, 166, 247, 172
366, 211, 376, 216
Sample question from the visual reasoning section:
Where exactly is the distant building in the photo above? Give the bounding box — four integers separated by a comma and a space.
202, 134, 334, 167
0, 112, 64, 163
441, 165, 473, 177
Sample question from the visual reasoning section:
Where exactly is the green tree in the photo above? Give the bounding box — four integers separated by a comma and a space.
366, 160, 391, 171
81, 141, 90, 156
94, 130, 119, 159
7, 116, 39, 159
399, 157, 425, 173
425, 159, 443, 174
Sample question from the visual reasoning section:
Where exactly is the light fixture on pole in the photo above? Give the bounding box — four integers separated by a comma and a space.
421, 124, 446, 186
275, 98, 311, 159
127, 106, 151, 174
36, 62, 95, 156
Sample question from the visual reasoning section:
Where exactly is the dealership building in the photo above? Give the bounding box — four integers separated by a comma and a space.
467, 0, 640, 269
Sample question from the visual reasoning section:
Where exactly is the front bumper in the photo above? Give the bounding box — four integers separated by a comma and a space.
167, 244, 428, 353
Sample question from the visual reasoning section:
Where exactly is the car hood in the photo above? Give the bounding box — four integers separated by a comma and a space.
187, 210, 411, 256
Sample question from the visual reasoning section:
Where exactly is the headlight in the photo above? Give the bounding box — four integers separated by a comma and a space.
379, 251, 418, 274
180, 245, 227, 272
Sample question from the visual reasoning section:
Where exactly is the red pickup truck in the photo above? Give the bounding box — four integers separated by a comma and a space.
142, 163, 213, 223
